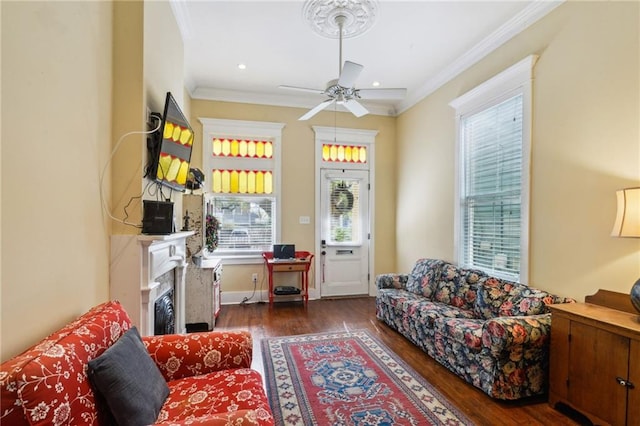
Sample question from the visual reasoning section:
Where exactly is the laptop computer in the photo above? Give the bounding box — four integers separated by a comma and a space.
273, 244, 295, 259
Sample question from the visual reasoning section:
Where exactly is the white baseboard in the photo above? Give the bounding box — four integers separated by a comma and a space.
221, 290, 318, 305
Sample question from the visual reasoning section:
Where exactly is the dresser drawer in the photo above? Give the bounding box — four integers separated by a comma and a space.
272, 263, 306, 272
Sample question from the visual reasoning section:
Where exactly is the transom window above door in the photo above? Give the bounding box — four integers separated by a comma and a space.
322, 143, 368, 164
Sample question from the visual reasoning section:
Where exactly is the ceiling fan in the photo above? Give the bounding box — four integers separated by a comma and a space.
280, 14, 407, 121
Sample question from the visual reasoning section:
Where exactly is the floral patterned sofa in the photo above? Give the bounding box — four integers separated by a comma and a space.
0, 300, 274, 425
376, 259, 574, 400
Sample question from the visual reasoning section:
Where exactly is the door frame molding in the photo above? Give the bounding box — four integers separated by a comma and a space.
311, 126, 378, 299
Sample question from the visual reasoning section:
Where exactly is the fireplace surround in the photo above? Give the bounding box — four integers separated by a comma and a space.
154, 282, 175, 335
110, 231, 194, 336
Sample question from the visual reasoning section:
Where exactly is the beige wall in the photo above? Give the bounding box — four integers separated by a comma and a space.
145, 2, 185, 114
112, 1, 145, 234
1, 1, 113, 361
396, 1, 640, 301
189, 100, 397, 292
111, 0, 186, 235
143, 0, 187, 220
0, 0, 187, 361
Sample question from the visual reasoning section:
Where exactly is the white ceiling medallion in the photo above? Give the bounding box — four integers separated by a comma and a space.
303, 0, 379, 39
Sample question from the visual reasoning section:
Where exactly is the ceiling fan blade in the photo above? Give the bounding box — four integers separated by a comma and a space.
279, 85, 325, 95
342, 99, 369, 118
338, 61, 363, 88
357, 88, 407, 100
299, 99, 335, 121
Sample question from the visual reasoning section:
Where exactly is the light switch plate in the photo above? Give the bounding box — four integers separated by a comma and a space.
299, 216, 310, 224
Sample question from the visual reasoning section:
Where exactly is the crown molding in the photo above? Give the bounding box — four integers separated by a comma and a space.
395, 0, 563, 115
169, 0, 193, 41
179, 0, 563, 118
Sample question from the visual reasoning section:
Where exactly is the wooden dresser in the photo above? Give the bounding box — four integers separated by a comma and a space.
549, 290, 640, 425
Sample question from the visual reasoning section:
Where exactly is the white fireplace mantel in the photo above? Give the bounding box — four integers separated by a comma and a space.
111, 231, 194, 336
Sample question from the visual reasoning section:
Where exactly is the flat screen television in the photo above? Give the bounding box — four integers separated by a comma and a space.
147, 92, 194, 192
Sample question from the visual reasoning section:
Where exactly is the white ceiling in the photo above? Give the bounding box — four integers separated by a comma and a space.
172, 1, 562, 117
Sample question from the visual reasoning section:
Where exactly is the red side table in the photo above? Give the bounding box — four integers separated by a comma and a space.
262, 251, 314, 306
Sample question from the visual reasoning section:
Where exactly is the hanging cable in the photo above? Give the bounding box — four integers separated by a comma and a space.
122, 179, 155, 225
99, 118, 162, 227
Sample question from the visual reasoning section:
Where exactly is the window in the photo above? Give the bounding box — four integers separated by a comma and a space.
450, 55, 536, 282
322, 143, 368, 164
208, 195, 274, 249
200, 119, 284, 262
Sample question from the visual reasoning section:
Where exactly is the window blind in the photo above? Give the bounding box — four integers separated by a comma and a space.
209, 196, 275, 251
460, 94, 523, 280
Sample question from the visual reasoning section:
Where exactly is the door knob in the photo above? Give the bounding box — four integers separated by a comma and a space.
616, 377, 635, 389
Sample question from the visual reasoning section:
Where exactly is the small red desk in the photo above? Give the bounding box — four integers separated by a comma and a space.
262, 251, 314, 306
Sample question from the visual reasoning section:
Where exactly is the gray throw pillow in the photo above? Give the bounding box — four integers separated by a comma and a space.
88, 326, 169, 426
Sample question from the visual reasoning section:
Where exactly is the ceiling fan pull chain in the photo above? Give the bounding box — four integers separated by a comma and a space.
337, 14, 345, 75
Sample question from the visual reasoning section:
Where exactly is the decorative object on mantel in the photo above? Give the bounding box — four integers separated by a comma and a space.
182, 210, 191, 231
611, 186, 640, 314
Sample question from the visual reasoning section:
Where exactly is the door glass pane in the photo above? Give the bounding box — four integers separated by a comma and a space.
328, 178, 361, 244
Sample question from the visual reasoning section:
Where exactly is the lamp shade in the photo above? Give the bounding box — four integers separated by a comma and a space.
611, 187, 640, 237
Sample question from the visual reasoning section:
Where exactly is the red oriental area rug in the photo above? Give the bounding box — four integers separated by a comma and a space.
261, 330, 474, 425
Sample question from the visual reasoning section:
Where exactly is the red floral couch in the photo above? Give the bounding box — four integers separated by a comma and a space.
0, 300, 274, 425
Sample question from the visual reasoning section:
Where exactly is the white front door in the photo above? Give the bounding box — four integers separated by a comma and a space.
320, 169, 369, 297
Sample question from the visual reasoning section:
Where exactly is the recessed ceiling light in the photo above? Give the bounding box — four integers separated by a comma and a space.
238, 63, 247, 70
372, 81, 380, 87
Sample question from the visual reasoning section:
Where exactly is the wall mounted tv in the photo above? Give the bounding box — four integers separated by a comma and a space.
147, 92, 194, 192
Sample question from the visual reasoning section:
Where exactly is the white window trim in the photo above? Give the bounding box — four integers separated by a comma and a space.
199, 118, 285, 264
449, 54, 537, 283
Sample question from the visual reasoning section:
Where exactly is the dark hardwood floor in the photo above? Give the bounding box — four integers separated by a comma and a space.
215, 297, 579, 426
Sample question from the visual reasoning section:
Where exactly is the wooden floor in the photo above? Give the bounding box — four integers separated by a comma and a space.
215, 297, 579, 426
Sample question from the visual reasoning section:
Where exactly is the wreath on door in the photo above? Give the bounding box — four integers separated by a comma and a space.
331, 182, 354, 214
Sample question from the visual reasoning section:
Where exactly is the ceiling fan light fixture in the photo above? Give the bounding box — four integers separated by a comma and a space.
285, 0, 405, 121
302, 0, 379, 39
